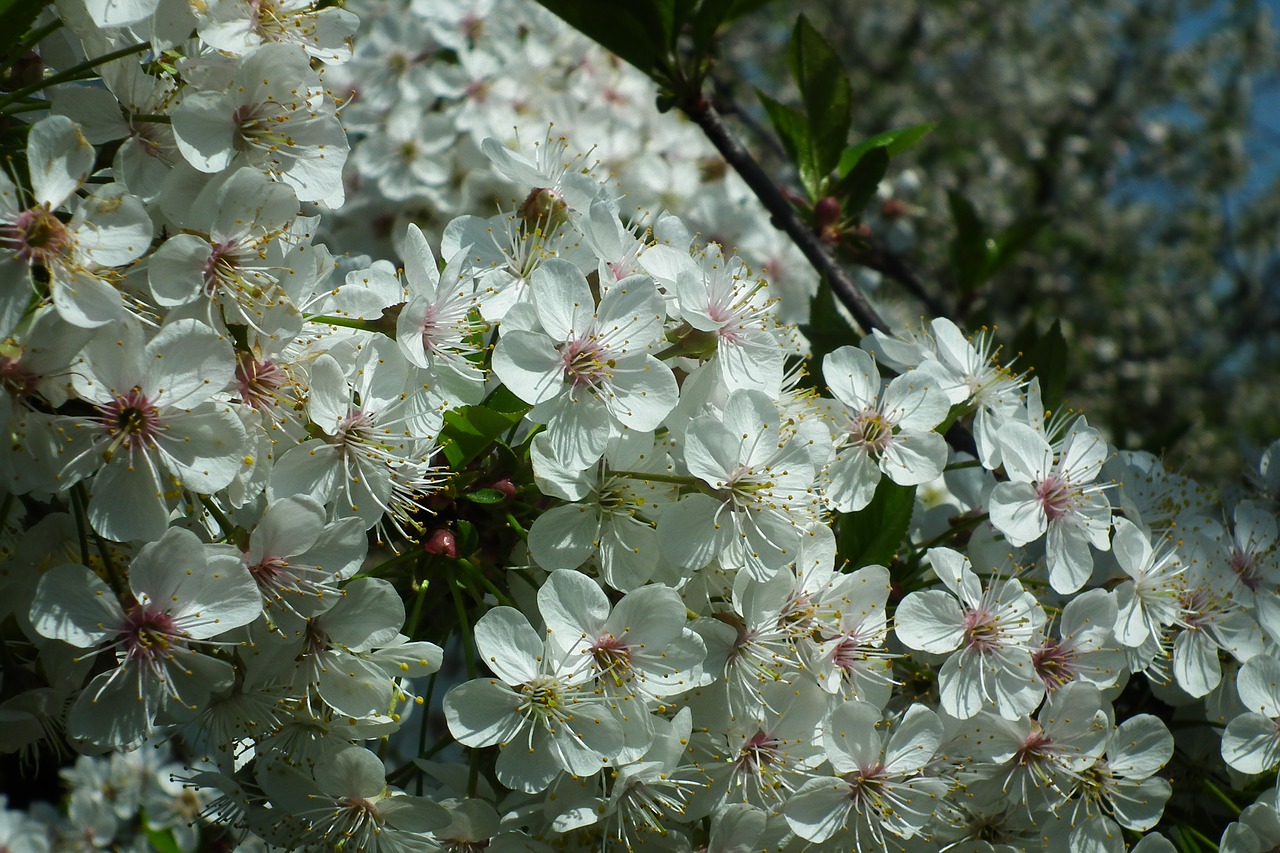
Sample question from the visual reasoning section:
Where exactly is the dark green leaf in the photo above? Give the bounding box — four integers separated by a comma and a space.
787, 15, 851, 183
535, 0, 673, 77
985, 214, 1048, 279
463, 488, 508, 505
438, 402, 528, 469
947, 190, 992, 292
454, 519, 478, 557
142, 825, 183, 853
837, 122, 936, 177
758, 89, 820, 198
0, 0, 50, 59
798, 285, 859, 387
838, 479, 916, 570
1014, 319, 1068, 413
691, 0, 779, 51
834, 145, 889, 214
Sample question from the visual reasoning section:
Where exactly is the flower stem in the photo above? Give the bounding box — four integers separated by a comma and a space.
1203, 778, 1242, 816
0, 42, 153, 109
609, 469, 699, 486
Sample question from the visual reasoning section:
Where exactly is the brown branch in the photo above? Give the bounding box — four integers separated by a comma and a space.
681, 97, 890, 335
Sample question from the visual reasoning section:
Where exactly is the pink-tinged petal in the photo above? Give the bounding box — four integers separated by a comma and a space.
989, 481, 1047, 547
998, 421, 1053, 484
657, 493, 731, 570
823, 345, 879, 410
527, 503, 600, 572
129, 528, 260, 637
492, 330, 564, 405
71, 184, 152, 267
28, 116, 92, 208
444, 678, 526, 748
531, 259, 593, 342
539, 569, 610, 650
894, 590, 964, 653
474, 606, 543, 686
31, 563, 123, 647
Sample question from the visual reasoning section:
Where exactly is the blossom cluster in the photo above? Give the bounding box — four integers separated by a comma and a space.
0, 0, 1278, 852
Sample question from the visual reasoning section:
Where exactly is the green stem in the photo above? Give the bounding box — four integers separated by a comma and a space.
12, 18, 64, 56
609, 469, 699, 487
2, 100, 51, 114
1203, 778, 1242, 816
306, 313, 385, 333
449, 579, 481, 798
198, 494, 236, 542
71, 483, 125, 598
0, 42, 154, 109
1183, 825, 1219, 851
128, 113, 171, 124
503, 512, 528, 539
458, 557, 515, 607
405, 564, 431, 638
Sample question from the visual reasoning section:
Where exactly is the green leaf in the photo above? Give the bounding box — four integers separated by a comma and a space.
985, 214, 1048, 279
1014, 319, 1068, 413
142, 825, 183, 853
834, 145, 889, 214
947, 190, 992, 292
463, 488, 508, 505
691, 0, 779, 51
757, 90, 820, 198
535, 0, 674, 77
837, 122, 936, 177
787, 15, 851, 186
0, 0, 50, 59
838, 479, 916, 570
798, 285, 859, 387
438, 401, 529, 469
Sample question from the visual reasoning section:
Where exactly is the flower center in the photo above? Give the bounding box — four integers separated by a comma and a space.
519, 675, 570, 724
848, 410, 894, 457
1032, 637, 1077, 689
962, 607, 1002, 653
560, 337, 612, 388
99, 387, 161, 461
591, 635, 633, 687
3, 206, 71, 265
1035, 476, 1073, 521
121, 603, 181, 663
736, 730, 781, 773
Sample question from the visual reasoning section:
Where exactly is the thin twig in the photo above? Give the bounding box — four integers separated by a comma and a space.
680, 97, 889, 335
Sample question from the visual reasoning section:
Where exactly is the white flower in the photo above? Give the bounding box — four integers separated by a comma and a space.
989, 419, 1113, 593
1222, 655, 1280, 779
659, 388, 821, 581
492, 258, 677, 470
895, 547, 1046, 719
784, 701, 949, 845
57, 318, 247, 542
443, 606, 625, 793
821, 345, 950, 513
31, 527, 262, 747
172, 44, 349, 205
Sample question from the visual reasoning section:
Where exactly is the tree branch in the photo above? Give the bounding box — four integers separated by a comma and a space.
680, 97, 890, 335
